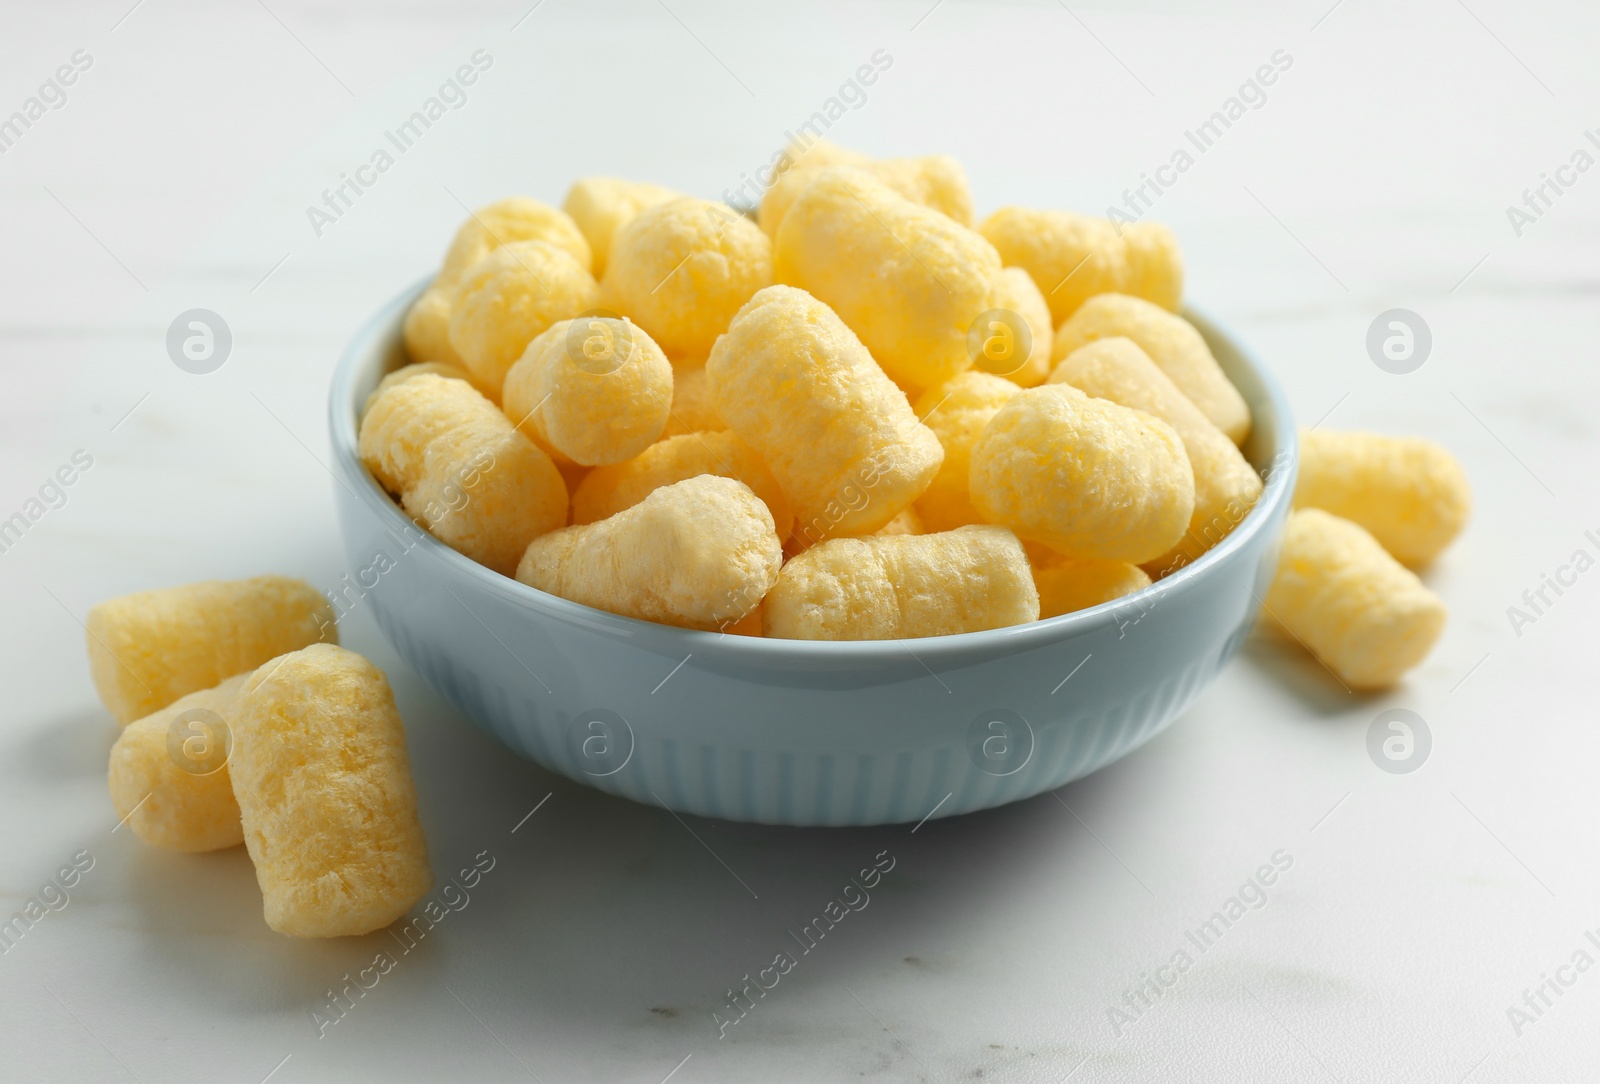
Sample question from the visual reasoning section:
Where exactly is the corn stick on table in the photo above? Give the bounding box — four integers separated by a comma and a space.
1, 2, 1595, 1080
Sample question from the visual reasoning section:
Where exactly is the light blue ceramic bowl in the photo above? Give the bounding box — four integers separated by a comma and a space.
329, 279, 1297, 827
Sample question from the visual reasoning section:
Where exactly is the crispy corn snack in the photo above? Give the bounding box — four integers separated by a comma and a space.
759, 151, 974, 236
439, 197, 592, 282
985, 266, 1054, 388
912, 371, 1020, 533
107, 674, 248, 852
562, 177, 680, 279
402, 287, 467, 371
233, 644, 431, 937
706, 285, 943, 544
875, 506, 924, 536
571, 430, 793, 539
773, 170, 1000, 392
517, 475, 782, 630
363, 360, 474, 416
1295, 429, 1470, 566
1051, 337, 1261, 575
1027, 544, 1152, 619
447, 240, 599, 396
360, 373, 567, 576
1265, 508, 1447, 688
500, 316, 673, 467
970, 384, 1195, 564
1053, 294, 1250, 444
784, 137, 872, 171
602, 197, 773, 360
979, 206, 1182, 323
660, 365, 725, 437
764, 525, 1038, 639
87, 576, 334, 726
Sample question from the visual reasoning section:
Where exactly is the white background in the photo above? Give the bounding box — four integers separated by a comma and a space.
2, 1, 1597, 1080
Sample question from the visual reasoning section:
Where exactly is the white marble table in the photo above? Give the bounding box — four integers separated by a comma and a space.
3, 1, 1597, 1080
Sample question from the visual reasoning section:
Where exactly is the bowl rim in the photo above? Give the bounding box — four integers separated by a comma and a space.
329, 276, 1298, 663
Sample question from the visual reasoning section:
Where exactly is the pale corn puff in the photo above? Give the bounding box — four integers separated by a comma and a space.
500, 316, 673, 467
868, 154, 974, 226
764, 525, 1038, 640
982, 267, 1054, 387
602, 197, 773, 360
562, 177, 680, 278
706, 285, 943, 544
232, 644, 431, 937
447, 240, 600, 396
1027, 544, 1152, 619
107, 674, 248, 852
1265, 508, 1447, 688
660, 365, 725, 437
759, 153, 974, 236
359, 373, 567, 576
86, 576, 334, 726
402, 287, 467, 371
516, 475, 782, 631
1051, 337, 1262, 575
759, 165, 862, 238
571, 430, 793, 539
979, 207, 1182, 323
912, 372, 1020, 532
363, 360, 474, 416
1295, 429, 1470, 566
773, 170, 1000, 392
783, 137, 872, 172
1052, 293, 1251, 445
439, 196, 592, 282
876, 506, 924, 536
969, 384, 1195, 564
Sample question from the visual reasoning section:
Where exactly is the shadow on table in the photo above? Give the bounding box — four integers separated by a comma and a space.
1238, 625, 1387, 718
12, 705, 120, 783
116, 659, 1133, 1051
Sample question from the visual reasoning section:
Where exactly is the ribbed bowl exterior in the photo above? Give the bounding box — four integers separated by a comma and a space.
330, 280, 1297, 826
